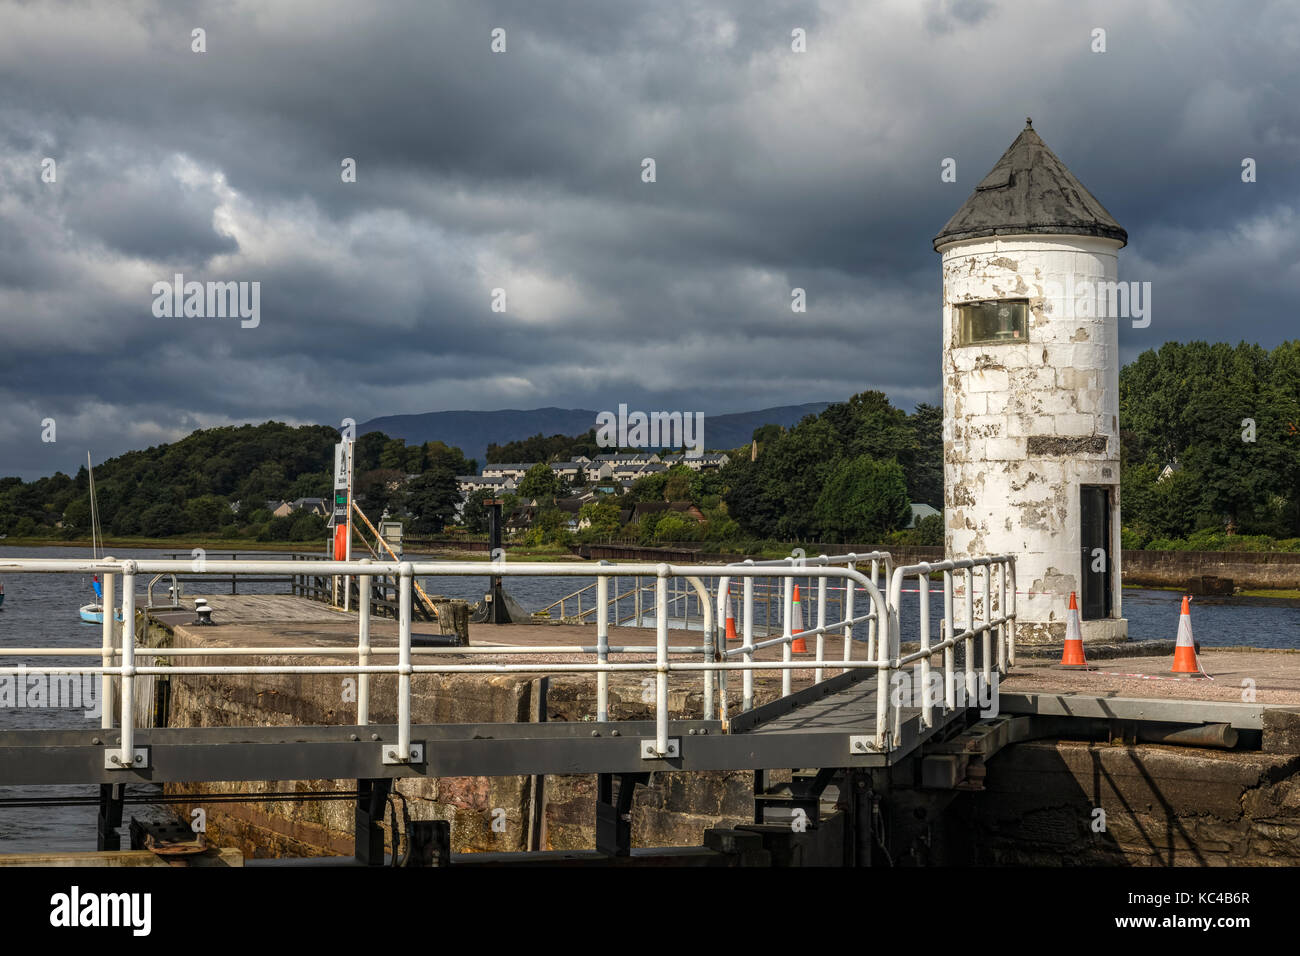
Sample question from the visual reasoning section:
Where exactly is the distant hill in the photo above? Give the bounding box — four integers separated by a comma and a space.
357, 403, 832, 464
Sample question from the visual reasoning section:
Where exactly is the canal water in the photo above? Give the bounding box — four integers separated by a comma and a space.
1, 545, 1296, 853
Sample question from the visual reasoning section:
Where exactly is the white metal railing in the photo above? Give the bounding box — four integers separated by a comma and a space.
0, 551, 1014, 766
887, 556, 1017, 735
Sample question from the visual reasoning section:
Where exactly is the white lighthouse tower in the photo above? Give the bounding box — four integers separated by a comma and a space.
935, 119, 1128, 643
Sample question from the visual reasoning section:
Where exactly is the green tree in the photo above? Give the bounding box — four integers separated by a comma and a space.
518, 462, 560, 502
139, 503, 185, 537
184, 495, 229, 534
813, 456, 911, 542
907, 403, 943, 508
405, 469, 460, 534
654, 512, 697, 542
289, 512, 326, 541
577, 500, 621, 541
525, 507, 570, 547
915, 512, 943, 546
461, 488, 494, 533
663, 466, 692, 502
379, 438, 409, 472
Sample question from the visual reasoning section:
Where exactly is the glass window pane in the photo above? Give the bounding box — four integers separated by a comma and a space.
957, 300, 1027, 345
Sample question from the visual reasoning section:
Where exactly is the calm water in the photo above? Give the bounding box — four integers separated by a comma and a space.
1, 545, 1296, 853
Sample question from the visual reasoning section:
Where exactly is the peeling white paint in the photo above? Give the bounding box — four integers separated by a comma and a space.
939, 235, 1128, 643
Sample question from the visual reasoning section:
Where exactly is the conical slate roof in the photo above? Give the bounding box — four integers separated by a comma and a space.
934, 120, 1127, 250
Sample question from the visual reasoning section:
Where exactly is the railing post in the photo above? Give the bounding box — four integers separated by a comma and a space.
654, 568, 669, 755
396, 562, 413, 762
358, 558, 371, 726
868, 558, 879, 661
715, 577, 731, 722
997, 560, 1008, 675
815, 559, 828, 684
964, 567, 977, 703
918, 567, 932, 729
1007, 558, 1017, 667
100, 560, 115, 730
742, 562, 755, 712
701, 583, 714, 722
880, 569, 899, 750
943, 569, 955, 711
597, 562, 610, 722
781, 574, 793, 698
842, 557, 856, 676
981, 563, 992, 688
115, 564, 136, 769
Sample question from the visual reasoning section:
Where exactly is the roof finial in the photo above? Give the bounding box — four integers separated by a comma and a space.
1025, 116, 1033, 128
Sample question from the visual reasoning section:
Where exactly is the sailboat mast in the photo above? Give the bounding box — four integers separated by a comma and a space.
87, 451, 100, 560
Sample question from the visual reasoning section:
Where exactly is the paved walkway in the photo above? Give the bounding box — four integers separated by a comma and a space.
170, 594, 1300, 707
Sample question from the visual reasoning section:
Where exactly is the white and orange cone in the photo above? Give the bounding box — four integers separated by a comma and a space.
724, 585, 740, 642
1055, 592, 1094, 670
1170, 596, 1205, 676
790, 585, 808, 654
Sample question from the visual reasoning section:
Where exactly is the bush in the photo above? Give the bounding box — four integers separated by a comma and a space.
289, 513, 326, 541
653, 513, 698, 542
139, 503, 184, 537
1120, 527, 1148, 550
915, 513, 943, 546
257, 515, 297, 542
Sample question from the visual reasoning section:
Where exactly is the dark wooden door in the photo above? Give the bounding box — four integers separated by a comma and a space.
1080, 485, 1112, 620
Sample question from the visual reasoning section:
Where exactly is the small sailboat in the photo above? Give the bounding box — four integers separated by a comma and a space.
79, 452, 121, 624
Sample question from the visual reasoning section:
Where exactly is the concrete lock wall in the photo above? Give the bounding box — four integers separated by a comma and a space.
941, 235, 1126, 643
954, 740, 1300, 866
157, 624, 774, 857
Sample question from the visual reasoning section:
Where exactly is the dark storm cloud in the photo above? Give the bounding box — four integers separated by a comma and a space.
0, 0, 1297, 479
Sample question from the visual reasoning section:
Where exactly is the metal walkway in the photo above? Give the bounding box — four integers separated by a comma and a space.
0, 553, 1013, 788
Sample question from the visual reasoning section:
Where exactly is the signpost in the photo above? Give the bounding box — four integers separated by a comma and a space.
483, 498, 511, 623
332, 440, 353, 609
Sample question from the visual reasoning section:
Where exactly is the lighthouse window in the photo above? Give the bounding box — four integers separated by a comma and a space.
957, 299, 1028, 345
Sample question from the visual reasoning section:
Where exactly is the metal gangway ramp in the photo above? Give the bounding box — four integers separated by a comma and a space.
0, 552, 1016, 861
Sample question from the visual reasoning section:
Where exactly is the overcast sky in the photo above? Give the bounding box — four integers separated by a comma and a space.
1, 0, 1296, 479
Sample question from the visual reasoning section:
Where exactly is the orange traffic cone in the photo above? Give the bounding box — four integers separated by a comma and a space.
724, 585, 740, 642
1170, 596, 1204, 676
790, 585, 808, 654
1055, 592, 1094, 670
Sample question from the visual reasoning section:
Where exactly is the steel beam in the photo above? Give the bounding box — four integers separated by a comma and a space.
0, 720, 900, 785
355, 779, 391, 866
999, 693, 1269, 729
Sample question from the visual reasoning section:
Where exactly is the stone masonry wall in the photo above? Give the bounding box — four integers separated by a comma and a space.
942, 235, 1126, 643
160, 625, 781, 858
955, 740, 1300, 865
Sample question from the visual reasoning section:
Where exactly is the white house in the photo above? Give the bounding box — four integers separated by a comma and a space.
481, 463, 535, 481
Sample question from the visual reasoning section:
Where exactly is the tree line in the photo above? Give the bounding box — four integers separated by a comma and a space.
0, 422, 471, 542
5, 340, 1294, 550
1120, 340, 1300, 547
